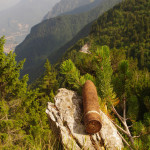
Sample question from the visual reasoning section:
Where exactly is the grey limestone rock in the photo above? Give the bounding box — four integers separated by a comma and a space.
46, 88, 124, 150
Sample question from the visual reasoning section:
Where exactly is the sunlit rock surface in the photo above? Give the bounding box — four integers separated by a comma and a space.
46, 88, 124, 149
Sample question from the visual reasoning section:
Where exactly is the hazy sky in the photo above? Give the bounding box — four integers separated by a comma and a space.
0, 0, 20, 11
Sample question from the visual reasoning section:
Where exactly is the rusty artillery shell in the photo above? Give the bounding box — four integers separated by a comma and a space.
82, 80, 102, 134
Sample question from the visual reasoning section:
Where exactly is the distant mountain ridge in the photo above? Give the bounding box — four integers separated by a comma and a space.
59, 0, 103, 16
43, 0, 98, 20
15, 0, 122, 82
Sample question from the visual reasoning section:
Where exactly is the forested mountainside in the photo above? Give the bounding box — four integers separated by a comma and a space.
43, 0, 102, 20
63, 0, 150, 70
90, 0, 150, 69
48, 21, 94, 64
0, 0, 150, 149
48, 0, 150, 69
0, 0, 59, 53
15, 0, 122, 82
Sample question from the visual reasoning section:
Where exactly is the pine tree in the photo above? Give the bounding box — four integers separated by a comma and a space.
39, 59, 58, 102
94, 46, 116, 108
0, 37, 28, 149
0, 37, 28, 101
60, 59, 95, 93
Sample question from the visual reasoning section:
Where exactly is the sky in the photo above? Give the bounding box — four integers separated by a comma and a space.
0, 0, 20, 11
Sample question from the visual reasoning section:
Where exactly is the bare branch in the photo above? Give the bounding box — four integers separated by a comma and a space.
133, 133, 142, 139
104, 111, 128, 135
133, 136, 140, 139
126, 118, 132, 122
112, 106, 124, 122
117, 131, 133, 150
123, 97, 126, 122
111, 119, 128, 135
0, 116, 6, 120
111, 105, 135, 147
128, 125, 133, 128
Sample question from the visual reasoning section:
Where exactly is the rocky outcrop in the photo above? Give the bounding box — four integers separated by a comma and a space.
46, 88, 124, 150
80, 44, 91, 54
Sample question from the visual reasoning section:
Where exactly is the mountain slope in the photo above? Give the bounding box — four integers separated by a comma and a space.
0, 0, 59, 52
62, 0, 150, 70
90, 0, 150, 69
48, 20, 94, 65
15, 0, 122, 82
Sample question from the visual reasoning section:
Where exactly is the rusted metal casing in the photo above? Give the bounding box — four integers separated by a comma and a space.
82, 80, 102, 134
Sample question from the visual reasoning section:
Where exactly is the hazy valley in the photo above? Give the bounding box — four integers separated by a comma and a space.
0, 0, 59, 52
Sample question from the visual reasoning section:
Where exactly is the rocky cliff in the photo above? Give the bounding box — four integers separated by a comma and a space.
46, 88, 124, 149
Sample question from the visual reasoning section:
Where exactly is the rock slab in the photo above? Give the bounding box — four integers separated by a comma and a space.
46, 88, 124, 150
